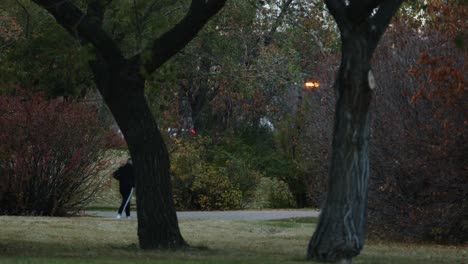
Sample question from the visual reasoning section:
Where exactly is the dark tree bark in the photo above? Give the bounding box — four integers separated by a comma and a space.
307, 0, 403, 262
32, 0, 226, 249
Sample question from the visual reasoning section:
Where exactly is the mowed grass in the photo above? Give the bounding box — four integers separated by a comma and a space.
0, 216, 466, 264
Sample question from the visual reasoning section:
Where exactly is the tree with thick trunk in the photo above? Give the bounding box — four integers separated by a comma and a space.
307, 0, 403, 262
31, 0, 226, 249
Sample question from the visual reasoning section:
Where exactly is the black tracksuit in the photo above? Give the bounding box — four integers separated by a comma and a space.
113, 163, 135, 217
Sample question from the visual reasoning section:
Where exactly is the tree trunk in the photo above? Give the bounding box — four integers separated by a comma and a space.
30, 0, 227, 250
307, 32, 372, 262
92, 59, 186, 249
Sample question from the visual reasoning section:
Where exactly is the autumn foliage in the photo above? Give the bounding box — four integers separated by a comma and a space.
0, 91, 110, 216
367, 4, 467, 244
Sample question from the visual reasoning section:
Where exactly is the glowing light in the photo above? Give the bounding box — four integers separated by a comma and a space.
305, 81, 320, 89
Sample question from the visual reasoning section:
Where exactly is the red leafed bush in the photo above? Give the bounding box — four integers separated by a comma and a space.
0, 91, 109, 216
103, 129, 127, 150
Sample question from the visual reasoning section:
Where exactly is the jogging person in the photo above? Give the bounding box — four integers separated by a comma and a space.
113, 158, 135, 219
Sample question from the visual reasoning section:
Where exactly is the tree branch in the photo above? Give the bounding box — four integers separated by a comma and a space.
367, 0, 404, 54
285, 16, 327, 57
324, 0, 349, 34
347, 0, 385, 23
263, 0, 293, 46
142, 0, 227, 74
32, 0, 124, 64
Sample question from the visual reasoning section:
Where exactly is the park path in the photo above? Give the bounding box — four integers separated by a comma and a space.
87, 210, 320, 221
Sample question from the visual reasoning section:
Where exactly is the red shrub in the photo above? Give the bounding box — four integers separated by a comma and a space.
0, 91, 110, 216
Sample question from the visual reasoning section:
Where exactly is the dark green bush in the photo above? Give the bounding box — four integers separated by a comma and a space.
191, 165, 242, 210
249, 177, 294, 209
170, 136, 243, 210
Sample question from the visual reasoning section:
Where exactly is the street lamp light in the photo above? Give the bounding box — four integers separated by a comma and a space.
304, 81, 320, 89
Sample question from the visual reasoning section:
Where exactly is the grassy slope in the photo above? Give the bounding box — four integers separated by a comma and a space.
0, 216, 466, 264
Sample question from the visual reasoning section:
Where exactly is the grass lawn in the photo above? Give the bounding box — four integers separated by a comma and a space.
0, 216, 466, 264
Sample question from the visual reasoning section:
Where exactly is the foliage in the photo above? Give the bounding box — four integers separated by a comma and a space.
366, 10, 467, 244
0, 8, 22, 45
264, 50, 339, 209
249, 177, 295, 209
170, 130, 310, 210
144, 0, 339, 210
170, 136, 243, 210
0, 1, 93, 98
271, 114, 324, 208
190, 165, 243, 210
207, 133, 264, 207
0, 90, 110, 216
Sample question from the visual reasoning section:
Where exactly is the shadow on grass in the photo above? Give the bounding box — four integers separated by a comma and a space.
0, 238, 465, 264
0, 237, 312, 264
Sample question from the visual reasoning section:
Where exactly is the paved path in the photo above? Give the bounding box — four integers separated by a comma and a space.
87, 210, 320, 221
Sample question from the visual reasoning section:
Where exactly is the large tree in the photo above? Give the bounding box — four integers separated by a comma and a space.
307, 0, 403, 262
30, 0, 226, 249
